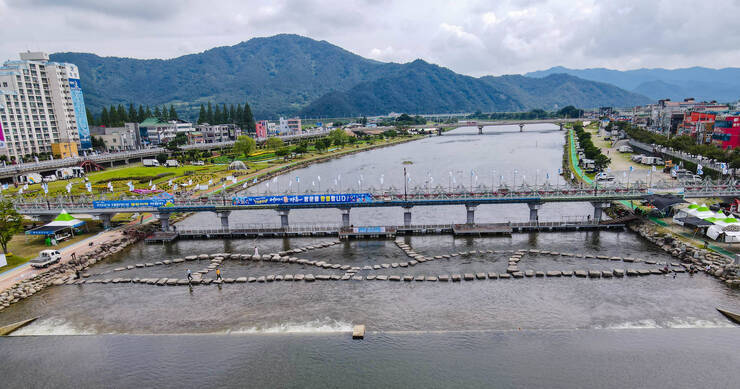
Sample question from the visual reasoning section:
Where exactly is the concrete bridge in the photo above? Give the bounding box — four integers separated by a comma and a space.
11, 180, 740, 231
415, 118, 583, 135
0, 131, 330, 182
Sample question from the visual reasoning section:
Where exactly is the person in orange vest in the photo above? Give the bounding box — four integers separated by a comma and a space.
215, 267, 222, 281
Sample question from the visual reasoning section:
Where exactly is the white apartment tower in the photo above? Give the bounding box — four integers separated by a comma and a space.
0, 51, 92, 160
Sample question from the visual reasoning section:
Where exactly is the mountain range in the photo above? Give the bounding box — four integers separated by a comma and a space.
526, 66, 740, 102
50, 34, 653, 119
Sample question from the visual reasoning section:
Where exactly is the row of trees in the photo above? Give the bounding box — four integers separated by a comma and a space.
197, 102, 256, 131
574, 123, 610, 170
87, 104, 180, 127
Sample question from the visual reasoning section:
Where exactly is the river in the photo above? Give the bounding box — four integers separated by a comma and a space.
1, 124, 738, 388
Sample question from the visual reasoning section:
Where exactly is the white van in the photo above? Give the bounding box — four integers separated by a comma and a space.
29, 249, 62, 268
143, 159, 160, 167
165, 160, 179, 167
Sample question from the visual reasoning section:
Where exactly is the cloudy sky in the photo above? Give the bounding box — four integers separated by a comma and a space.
1, 0, 739, 76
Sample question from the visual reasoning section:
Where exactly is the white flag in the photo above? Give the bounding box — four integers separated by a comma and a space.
208, 179, 213, 185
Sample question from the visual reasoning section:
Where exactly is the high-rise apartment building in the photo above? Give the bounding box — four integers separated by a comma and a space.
0, 51, 91, 160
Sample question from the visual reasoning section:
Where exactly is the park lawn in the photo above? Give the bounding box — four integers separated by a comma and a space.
0, 254, 28, 274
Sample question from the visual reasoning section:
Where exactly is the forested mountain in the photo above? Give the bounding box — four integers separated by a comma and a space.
526, 66, 740, 102
51, 34, 650, 119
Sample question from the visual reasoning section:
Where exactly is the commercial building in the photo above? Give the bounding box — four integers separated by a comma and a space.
139, 117, 193, 146
712, 116, 740, 150
278, 117, 302, 134
90, 123, 140, 151
51, 142, 78, 159
0, 51, 91, 160
255, 120, 268, 138
196, 123, 241, 143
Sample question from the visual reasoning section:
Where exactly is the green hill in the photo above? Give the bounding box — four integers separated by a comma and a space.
50, 34, 650, 119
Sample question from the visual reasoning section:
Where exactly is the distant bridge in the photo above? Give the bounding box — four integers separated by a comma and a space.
414, 118, 584, 134
11, 179, 739, 231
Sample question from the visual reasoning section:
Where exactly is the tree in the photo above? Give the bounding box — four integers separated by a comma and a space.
206, 102, 213, 124
92, 136, 107, 151
294, 141, 309, 154
154, 106, 161, 119
137, 105, 145, 122
169, 105, 178, 120
197, 104, 207, 124
315, 138, 332, 152
100, 107, 110, 127
117, 104, 127, 124
0, 200, 23, 254
155, 153, 168, 164
265, 137, 284, 150
86, 107, 95, 126
214, 105, 222, 125
275, 146, 291, 157
329, 129, 349, 146
594, 154, 611, 170
128, 104, 137, 123
243, 101, 256, 131
233, 135, 256, 158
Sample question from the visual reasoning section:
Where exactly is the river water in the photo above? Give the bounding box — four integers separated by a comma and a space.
1, 125, 738, 388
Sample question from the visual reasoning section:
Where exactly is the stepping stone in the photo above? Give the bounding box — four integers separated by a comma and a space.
365, 275, 376, 280
610, 257, 621, 261
126, 265, 135, 270
499, 273, 511, 279
414, 276, 425, 282
330, 275, 342, 280
623, 258, 635, 262
389, 276, 401, 281
373, 265, 381, 270
352, 276, 363, 281
452, 274, 462, 282
236, 277, 247, 283
487, 272, 498, 279
177, 279, 190, 286
283, 275, 293, 281
546, 271, 562, 277
376, 275, 388, 281
114, 267, 125, 272
425, 276, 438, 281
381, 264, 390, 268
464, 273, 475, 281
512, 272, 524, 278
626, 269, 638, 276
257, 276, 266, 282
266, 275, 275, 282
400, 262, 409, 267
224, 278, 235, 284
588, 271, 601, 278
601, 271, 613, 278
613, 269, 625, 277
475, 273, 486, 280
535, 271, 545, 277
185, 256, 197, 261
166, 279, 178, 285
403, 275, 413, 282
575, 271, 588, 278
135, 264, 144, 268
294, 274, 304, 281
638, 269, 652, 276
409, 260, 418, 266
561, 271, 574, 277
156, 278, 167, 285
304, 274, 315, 282
145, 263, 154, 267
341, 275, 351, 281
163, 260, 172, 265
650, 269, 663, 275
525, 270, 534, 277
391, 263, 399, 268
438, 275, 450, 282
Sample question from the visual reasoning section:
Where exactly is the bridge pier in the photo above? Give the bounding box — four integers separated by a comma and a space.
98, 214, 112, 230
340, 208, 351, 228
519, 123, 524, 132
591, 202, 611, 223
157, 213, 171, 231
403, 207, 412, 227
478, 125, 484, 135
465, 204, 477, 225
215, 211, 231, 230
277, 209, 290, 228
527, 202, 542, 223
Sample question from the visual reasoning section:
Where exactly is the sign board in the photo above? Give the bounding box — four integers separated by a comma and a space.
232, 193, 373, 206
92, 199, 168, 209
0, 254, 6, 267
353, 226, 385, 233
69, 78, 92, 149
0, 120, 5, 149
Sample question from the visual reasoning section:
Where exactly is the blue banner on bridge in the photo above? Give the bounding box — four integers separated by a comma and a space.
93, 199, 168, 209
232, 193, 373, 206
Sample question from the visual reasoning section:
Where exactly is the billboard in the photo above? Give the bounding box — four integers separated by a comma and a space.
69, 78, 92, 149
232, 193, 373, 206
0, 120, 5, 150
93, 199, 169, 209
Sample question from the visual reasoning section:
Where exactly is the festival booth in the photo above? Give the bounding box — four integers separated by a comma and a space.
25, 210, 87, 245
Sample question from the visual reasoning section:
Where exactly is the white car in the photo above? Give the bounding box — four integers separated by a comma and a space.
29, 249, 62, 268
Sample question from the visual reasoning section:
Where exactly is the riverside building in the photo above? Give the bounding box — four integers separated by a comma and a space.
0, 51, 92, 161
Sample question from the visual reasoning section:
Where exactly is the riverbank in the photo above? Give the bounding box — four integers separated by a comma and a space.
564, 128, 739, 287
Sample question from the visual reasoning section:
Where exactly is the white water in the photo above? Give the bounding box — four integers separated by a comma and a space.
229, 318, 353, 334
10, 317, 98, 336
599, 317, 735, 330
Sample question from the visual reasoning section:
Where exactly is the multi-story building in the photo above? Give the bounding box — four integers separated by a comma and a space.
255, 120, 268, 138
287, 117, 301, 133
139, 117, 193, 146
90, 123, 140, 151
712, 116, 740, 150
196, 123, 241, 143
0, 51, 91, 161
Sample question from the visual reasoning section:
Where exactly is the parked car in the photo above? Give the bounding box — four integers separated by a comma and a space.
29, 250, 62, 268
192, 161, 205, 166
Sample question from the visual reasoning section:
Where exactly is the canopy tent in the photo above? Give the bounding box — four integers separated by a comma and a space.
674, 216, 714, 229
25, 210, 86, 242
644, 194, 687, 215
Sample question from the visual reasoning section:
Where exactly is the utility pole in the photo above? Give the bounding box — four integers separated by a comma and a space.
404, 167, 408, 201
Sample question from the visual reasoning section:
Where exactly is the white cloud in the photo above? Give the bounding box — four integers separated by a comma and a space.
1, 0, 739, 75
